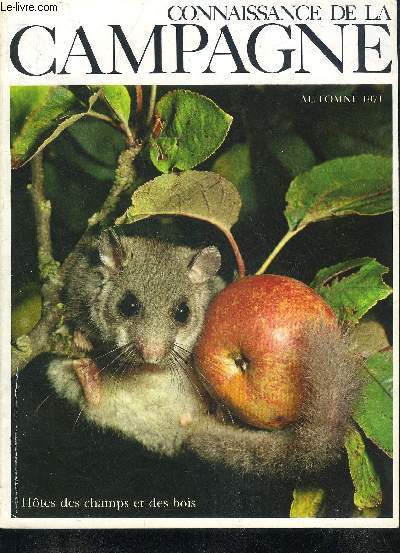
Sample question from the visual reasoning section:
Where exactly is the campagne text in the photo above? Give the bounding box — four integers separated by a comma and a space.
10, 23, 392, 76
165, 4, 391, 21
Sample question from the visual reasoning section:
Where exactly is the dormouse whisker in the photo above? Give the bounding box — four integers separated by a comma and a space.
171, 350, 204, 401
97, 342, 135, 374
174, 343, 192, 356
92, 342, 133, 362
71, 407, 84, 432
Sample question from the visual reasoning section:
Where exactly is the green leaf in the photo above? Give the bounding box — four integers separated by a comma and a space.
285, 155, 392, 232
212, 143, 257, 219
11, 282, 42, 340
269, 131, 316, 177
350, 319, 390, 358
101, 85, 131, 127
67, 118, 125, 167
354, 351, 393, 457
290, 488, 325, 518
116, 170, 244, 275
11, 86, 80, 168
149, 90, 232, 173
117, 170, 241, 230
311, 258, 392, 324
344, 426, 382, 510
10, 86, 51, 144
53, 139, 115, 183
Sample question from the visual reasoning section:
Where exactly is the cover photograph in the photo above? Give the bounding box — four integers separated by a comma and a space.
0, 0, 398, 528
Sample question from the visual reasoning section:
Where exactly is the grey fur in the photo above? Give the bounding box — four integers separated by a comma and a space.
63, 230, 224, 363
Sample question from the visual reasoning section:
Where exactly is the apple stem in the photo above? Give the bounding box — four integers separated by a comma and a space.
255, 228, 302, 275
224, 228, 246, 278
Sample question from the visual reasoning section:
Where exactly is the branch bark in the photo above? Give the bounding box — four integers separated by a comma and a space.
87, 142, 142, 230
145, 85, 157, 127
135, 85, 143, 115
29, 152, 59, 283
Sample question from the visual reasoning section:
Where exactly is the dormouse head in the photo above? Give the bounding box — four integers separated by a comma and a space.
91, 229, 222, 369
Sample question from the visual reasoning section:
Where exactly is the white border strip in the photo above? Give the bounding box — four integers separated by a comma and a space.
0, 0, 399, 530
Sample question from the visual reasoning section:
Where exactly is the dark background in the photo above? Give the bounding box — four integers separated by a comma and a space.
1, 529, 399, 553
10, 84, 393, 518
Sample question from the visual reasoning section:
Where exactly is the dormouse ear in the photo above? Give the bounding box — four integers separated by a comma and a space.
98, 229, 126, 270
188, 246, 221, 283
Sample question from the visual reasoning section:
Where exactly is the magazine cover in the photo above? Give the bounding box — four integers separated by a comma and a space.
0, 0, 398, 532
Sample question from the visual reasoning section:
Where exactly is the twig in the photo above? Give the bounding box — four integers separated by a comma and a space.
28, 153, 59, 281
255, 228, 302, 275
145, 85, 157, 127
135, 85, 143, 115
223, 228, 246, 279
30, 153, 49, 254
28, 152, 62, 302
87, 142, 142, 230
86, 110, 118, 127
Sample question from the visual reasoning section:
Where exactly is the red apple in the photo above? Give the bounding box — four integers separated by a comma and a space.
195, 275, 336, 430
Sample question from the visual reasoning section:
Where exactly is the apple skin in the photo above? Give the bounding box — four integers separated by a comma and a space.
195, 274, 337, 430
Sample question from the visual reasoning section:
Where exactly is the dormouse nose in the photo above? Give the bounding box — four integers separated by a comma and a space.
140, 341, 167, 364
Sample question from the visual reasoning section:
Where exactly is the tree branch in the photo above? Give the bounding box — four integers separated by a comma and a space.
87, 142, 142, 230
145, 85, 157, 127
28, 152, 59, 285
135, 85, 143, 115
86, 110, 119, 127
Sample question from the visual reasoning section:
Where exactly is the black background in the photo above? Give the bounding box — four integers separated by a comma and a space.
1, 529, 399, 553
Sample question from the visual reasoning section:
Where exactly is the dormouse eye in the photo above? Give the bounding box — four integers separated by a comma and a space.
118, 293, 141, 318
174, 301, 190, 324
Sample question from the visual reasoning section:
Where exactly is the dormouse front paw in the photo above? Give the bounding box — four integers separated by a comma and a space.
72, 358, 101, 406
179, 413, 193, 427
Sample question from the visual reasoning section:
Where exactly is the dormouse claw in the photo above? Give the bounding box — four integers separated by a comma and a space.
73, 329, 94, 352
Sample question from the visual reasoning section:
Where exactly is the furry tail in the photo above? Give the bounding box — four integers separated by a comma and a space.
185, 324, 362, 479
